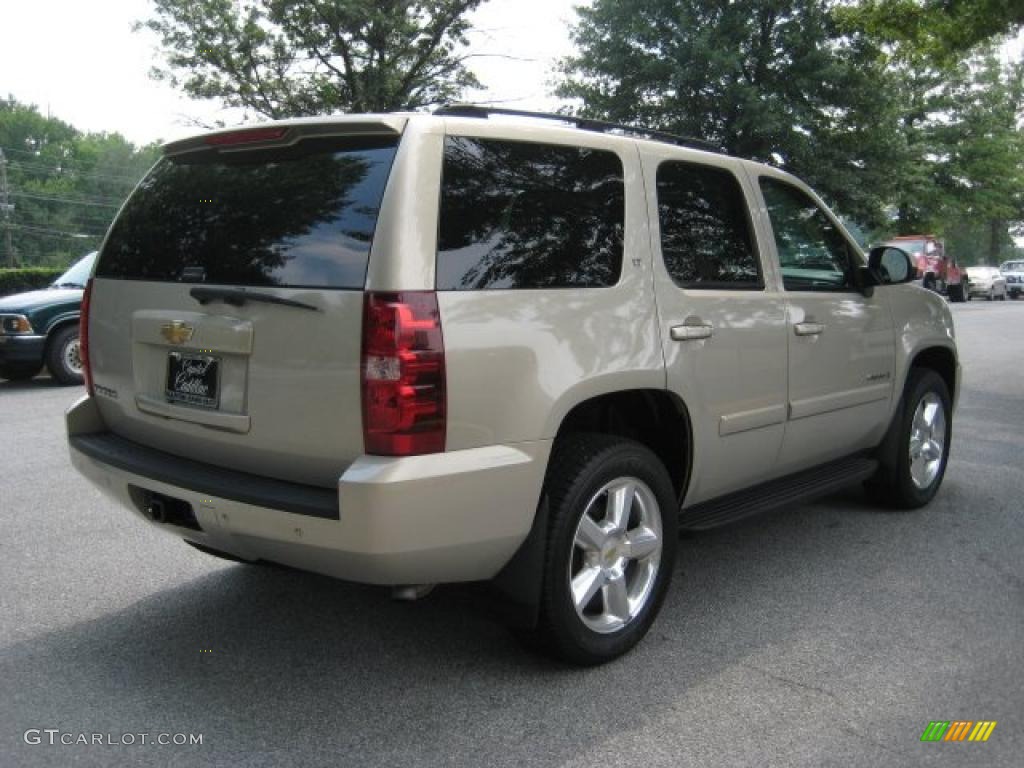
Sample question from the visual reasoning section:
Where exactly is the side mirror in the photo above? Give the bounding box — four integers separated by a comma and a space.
868, 246, 916, 285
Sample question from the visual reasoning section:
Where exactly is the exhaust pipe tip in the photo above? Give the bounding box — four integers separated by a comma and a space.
391, 584, 436, 601
147, 498, 166, 524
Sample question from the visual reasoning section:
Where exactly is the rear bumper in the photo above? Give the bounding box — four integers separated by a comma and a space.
967, 283, 1002, 295
0, 334, 45, 365
66, 395, 551, 585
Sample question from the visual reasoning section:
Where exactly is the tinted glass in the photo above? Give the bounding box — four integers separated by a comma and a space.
760, 178, 854, 291
437, 137, 624, 290
96, 136, 398, 289
657, 161, 760, 288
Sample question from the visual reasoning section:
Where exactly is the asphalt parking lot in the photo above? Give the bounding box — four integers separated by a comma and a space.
1, 300, 1021, 767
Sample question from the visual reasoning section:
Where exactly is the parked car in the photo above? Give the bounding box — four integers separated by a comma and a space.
66, 108, 959, 664
883, 235, 966, 302
965, 266, 1008, 301
0, 251, 96, 384
1000, 259, 1024, 299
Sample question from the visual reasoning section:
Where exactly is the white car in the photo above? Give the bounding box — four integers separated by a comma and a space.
1001, 260, 1024, 299
966, 266, 1008, 301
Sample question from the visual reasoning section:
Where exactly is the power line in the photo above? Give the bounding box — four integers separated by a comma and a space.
9, 191, 123, 208
1, 146, 150, 184
9, 223, 107, 239
9, 159, 143, 187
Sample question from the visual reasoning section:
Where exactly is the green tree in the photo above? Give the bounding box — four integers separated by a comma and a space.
934, 50, 1024, 264
557, 0, 905, 229
139, 0, 486, 118
0, 97, 159, 266
837, 1, 1024, 66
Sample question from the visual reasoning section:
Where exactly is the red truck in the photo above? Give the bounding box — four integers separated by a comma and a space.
883, 235, 966, 302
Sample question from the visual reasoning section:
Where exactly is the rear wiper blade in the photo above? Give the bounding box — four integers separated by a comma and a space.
189, 286, 319, 312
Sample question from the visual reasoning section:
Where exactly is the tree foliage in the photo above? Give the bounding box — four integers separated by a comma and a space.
837, 1, 1024, 66
557, 0, 905, 228
139, 0, 486, 117
934, 50, 1024, 262
558, 0, 1024, 259
0, 97, 159, 266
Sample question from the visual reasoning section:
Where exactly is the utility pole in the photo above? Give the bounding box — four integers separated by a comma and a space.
0, 149, 14, 266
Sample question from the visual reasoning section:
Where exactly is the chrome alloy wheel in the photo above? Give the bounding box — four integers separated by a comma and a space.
568, 477, 663, 634
64, 337, 83, 375
909, 392, 946, 490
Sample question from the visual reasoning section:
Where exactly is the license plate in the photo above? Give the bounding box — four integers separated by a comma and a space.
166, 352, 220, 409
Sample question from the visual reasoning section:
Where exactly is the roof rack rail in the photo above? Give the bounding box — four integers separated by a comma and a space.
433, 104, 724, 155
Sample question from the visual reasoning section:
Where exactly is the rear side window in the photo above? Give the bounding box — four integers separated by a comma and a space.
656, 161, 761, 289
96, 136, 398, 289
436, 137, 624, 290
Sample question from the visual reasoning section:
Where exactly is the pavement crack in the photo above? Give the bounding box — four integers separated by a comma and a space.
739, 662, 838, 701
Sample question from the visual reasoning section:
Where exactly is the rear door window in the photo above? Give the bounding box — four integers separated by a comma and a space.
436, 137, 624, 290
96, 136, 398, 289
656, 161, 762, 289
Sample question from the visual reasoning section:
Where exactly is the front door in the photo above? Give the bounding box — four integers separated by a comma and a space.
754, 173, 895, 474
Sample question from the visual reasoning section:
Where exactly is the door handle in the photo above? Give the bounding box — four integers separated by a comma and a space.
793, 322, 825, 337
670, 323, 713, 341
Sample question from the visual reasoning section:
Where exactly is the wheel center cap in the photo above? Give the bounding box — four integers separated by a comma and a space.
602, 536, 624, 567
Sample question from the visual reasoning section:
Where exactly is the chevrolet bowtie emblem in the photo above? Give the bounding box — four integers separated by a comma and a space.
160, 321, 194, 345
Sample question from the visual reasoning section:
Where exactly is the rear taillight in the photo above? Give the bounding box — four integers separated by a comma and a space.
80, 278, 93, 396
361, 291, 446, 456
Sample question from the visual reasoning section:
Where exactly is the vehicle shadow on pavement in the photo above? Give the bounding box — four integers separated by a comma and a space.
0, 376, 71, 391
1, 487, 943, 766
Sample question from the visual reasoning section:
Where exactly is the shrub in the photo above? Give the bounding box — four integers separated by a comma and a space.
0, 268, 64, 297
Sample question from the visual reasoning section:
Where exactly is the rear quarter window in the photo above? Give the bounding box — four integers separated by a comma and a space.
96, 136, 398, 289
436, 137, 624, 290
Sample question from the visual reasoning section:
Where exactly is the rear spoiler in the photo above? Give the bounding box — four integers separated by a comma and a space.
162, 114, 409, 157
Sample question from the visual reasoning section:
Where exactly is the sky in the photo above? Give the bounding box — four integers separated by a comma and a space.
0, 0, 589, 146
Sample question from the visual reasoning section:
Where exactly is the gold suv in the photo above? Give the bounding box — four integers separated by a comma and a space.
67, 107, 960, 664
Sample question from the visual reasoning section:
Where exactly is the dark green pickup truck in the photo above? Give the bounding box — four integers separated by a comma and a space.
0, 252, 95, 385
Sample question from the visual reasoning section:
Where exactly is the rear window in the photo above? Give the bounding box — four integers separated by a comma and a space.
96, 136, 398, 289
436, 137, 624, 290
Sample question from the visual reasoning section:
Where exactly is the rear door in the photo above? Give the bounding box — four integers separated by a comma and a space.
89, 121, 404, 487
643, 149, 789, 505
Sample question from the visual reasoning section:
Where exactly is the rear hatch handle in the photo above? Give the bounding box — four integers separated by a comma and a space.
189, 286, 319, 312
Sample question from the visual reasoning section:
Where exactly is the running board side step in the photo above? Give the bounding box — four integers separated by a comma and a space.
679, 456, 879, 530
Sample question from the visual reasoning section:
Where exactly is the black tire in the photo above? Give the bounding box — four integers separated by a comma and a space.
45, 325, 84, 385
866, 368, 952, 509
0, 362, 43, 381
922, 274, 936, 292
948, 283, 966, 302
521, 434, 677, 665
